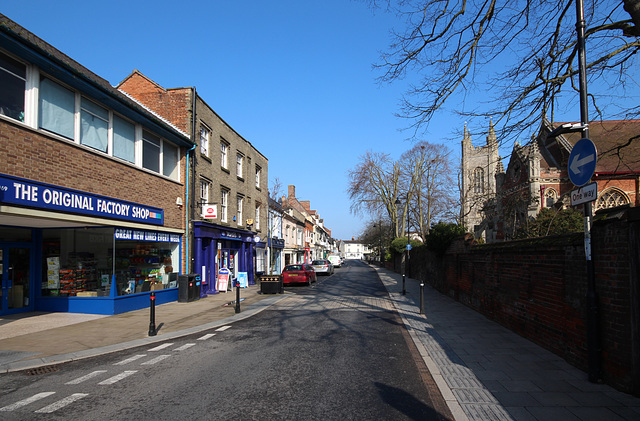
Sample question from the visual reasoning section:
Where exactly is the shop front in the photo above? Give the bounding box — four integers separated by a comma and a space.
193, 221, 256, 295
0, 174, 183, 315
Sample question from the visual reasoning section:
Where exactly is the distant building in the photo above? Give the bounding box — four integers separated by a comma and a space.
342, 239, 371, 260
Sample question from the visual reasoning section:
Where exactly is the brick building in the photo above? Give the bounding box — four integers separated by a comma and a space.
117, 71, 269, 290
0, 15, 195, 315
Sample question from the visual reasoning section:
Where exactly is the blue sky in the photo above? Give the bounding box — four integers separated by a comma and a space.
5, 0, 461, 240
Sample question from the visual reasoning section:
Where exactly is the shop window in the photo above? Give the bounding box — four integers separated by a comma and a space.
143, 130, 161, 173
39, 77, 75, 139
80, 97, 109, 153
41, 227, 180, 297
0, 51, 26, 122
113, 114, 136, 163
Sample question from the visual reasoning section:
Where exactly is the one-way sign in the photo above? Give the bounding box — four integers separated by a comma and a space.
568, 138, 597, 187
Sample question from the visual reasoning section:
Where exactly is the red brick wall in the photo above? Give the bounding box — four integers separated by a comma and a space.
0, 119, 185, 230
405, 207, 640, 396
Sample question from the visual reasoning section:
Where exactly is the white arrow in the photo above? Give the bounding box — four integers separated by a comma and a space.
570, 152, 594, 174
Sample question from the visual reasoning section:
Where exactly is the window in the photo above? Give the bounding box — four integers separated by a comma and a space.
200, 125, 209, 157
236, 153, 244, 178
80, 97, 109, 153
473, 168, 485, 194
220, 189, 228, 223
200, 179, 210, 204
255, 203, 261, 230
143, 130, 161, 173
113, 115, 135, 163
0, 51, 26, 122
596, 188, 629, 210
221, 141, 228, 169
237, 195, 243, 226
39, 77, 75, 139
163, 141, 178, 179
544, 188, 558, 208
255, 165, 262, 188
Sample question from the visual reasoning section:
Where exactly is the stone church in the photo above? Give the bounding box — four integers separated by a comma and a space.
462, 118, 640, 242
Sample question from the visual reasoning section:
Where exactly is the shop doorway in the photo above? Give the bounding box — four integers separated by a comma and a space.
0, 245, 32, 314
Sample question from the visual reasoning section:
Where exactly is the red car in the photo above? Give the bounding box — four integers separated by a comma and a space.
282, 264, 317, 286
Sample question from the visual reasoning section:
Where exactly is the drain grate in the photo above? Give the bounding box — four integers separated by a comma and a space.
25, 365, 60, 376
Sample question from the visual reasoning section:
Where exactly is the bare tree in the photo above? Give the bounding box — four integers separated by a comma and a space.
369, 0, 640, 143
348, 151, 404, 237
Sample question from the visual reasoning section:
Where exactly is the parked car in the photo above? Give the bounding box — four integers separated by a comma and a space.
327, 254, 342, 268
282, 264, 317, 285
311, 259, 334, 275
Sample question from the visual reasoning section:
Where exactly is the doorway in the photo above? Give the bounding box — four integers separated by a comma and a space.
0, 245, 32, 314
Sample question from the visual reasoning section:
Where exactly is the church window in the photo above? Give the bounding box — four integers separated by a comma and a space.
544, 188, 558, 208
595, 188, 629, 210
473, 168, 485, 194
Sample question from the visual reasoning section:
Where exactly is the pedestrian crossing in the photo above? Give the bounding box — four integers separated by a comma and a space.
0, 326, 232, 415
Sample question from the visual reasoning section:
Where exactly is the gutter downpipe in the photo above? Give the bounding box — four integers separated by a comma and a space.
186, 87, 197, 275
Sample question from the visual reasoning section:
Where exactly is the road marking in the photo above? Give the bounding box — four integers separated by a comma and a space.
114, 354, 147, 365
65, 370, 108, 385
0, 392, 56, 411
141, 355, 171, 365
215, 326, 232, 331
148, 343, 173, 351
35, 393, 88, 414
198, 333, 216, 340
98, 370, 137, 385
174, 343, 196, 351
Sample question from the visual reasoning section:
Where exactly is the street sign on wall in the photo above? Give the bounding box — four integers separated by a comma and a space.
568, 138, 597, 187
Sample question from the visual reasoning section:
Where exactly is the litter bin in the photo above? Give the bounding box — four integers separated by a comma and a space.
260, 275, 283, 294
178, 274, 201, 302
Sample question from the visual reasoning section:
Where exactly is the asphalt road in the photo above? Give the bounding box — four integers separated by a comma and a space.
0, 260, 452, 420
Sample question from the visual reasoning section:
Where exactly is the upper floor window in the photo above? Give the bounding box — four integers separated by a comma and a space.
255, 203, 261, 230
80, 97, 109, 153
596, 188, 629, 210
0, 51, 26, 122
473, 167, 485, 194
200, 178, 210, 204
221, 141, 228, 169
544, 188, 558, 208
39, 77, 75, 139
113, 115, 135, 163
143, 130, 161, 173
200, 125, 210, 157
236, 153, 244, 178
255, 165, 262, 189
220, 189, 229, 223
237, 195, 244, 226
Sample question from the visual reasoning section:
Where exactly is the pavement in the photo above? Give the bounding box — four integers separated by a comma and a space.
0, 265, 639, 421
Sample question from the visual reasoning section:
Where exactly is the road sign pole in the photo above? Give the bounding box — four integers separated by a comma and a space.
576, 0, 601, 383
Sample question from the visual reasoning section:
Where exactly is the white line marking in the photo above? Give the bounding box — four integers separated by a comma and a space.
35, 393, 88, 413
114, 354, 147, 365
198, 333, 216, 340
215, 326, 232, 331
141, 355, 171, 365
98, 370, 137, 385
0, 392, 56, 411
148, 343, 173, 351
65, 370, 108, 385
174, 343, 196, 351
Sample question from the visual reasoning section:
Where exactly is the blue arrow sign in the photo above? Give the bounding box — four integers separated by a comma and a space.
568, 138, 597, 187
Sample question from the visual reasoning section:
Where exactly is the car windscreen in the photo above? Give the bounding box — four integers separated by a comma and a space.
284, 265, 303, 271
311, 260, 324, 265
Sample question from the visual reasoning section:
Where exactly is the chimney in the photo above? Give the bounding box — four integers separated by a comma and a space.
288, 185, 296, 198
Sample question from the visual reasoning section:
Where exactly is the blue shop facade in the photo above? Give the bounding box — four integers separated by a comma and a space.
193, 221, 259, 294
0, 174, 184, 316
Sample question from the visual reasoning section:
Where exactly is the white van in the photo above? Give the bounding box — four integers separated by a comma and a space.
327, 255, 342, 268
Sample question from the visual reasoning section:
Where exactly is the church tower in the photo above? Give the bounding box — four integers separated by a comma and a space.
461, 122, 502, 239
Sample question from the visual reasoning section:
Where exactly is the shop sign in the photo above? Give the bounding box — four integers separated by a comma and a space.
115, 228, 180, 243
220, 231, 242, 240
0, 174, 164, 226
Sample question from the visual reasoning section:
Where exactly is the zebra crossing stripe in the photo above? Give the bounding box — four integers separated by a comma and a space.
0, 392, 56, 412
198, 333, 216, 340
35, 393, 88, 414
114, 354, 147, 365
65, 370, 108, 385
141, 355, 171, 365
215, 326, 232, 331
98, 370, 137, 385
174, 343, 196, 351
148, 343, 174, 351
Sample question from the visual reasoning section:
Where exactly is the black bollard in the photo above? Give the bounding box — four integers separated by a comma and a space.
419, 281, 425, 315
149, 292, 157, 336
235, 280, 241, 313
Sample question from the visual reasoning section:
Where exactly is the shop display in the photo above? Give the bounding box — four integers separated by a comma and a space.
114, 244, 173, 295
